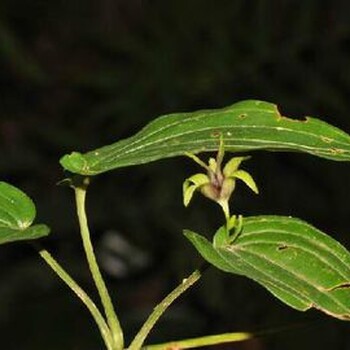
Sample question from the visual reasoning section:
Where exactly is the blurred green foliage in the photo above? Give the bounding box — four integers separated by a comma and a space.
1, 1, 350, 349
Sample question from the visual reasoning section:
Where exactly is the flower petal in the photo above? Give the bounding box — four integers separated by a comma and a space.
183, 173, 210, 206
208, 158, 217, 172
220, 177, 236, 201
183, 184, 199, 207
185, 152, 210, 171
232, 170, 259, 194
186, 173, 210, 187
223, 156, 250, 177
216, 136, 225, 168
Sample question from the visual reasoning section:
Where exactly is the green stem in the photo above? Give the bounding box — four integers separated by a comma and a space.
142, 320, 313, 349
142, 331, 252, 349
128, 270, 201, 350
34, 244, 114, 350
75, 183, 124, 350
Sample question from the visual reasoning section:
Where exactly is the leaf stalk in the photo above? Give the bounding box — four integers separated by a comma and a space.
142, 331, 252, 349
34, 244, 114, 350
128, 270, 201, 350
74, 181, 124, 350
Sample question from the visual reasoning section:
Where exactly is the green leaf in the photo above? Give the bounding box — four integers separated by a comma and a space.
184, 229, 234, 274
60, 100, 350, 175
0, 224, 50, 245
185, 216, 350, 320
213, 226, 230, 248
0, 182, 50, 245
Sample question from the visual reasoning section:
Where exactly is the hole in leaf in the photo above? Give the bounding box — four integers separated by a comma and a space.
329, 282, 350, 291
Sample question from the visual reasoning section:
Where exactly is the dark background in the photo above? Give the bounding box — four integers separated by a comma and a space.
1, 1, 350, 349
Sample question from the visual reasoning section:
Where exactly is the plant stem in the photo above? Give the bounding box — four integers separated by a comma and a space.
75, 182, 124, 350
142, 331, 252, 349
34, 244, 114, 350
128, 270, 201, 350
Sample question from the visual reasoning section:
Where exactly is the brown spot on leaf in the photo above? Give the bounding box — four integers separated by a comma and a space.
321, 136, 333, 143
329, 148, 345, 154
211, 130, 221, 138
238, 113, 248, 119
277, 244, 289, 251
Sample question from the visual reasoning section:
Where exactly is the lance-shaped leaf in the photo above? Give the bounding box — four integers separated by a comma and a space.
184, 216, 350, 320
0, 182, 50, 245
60, 100, 350, 175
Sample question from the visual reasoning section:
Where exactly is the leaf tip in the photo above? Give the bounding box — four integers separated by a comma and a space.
60, 152, 89, 175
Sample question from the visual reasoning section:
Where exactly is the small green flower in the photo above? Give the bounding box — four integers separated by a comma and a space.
183, 138, 258, 220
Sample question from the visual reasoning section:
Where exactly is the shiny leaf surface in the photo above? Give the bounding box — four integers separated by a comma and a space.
185, 216, 350, 320
60, 100, 350, 175
0, 182, 50, 245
